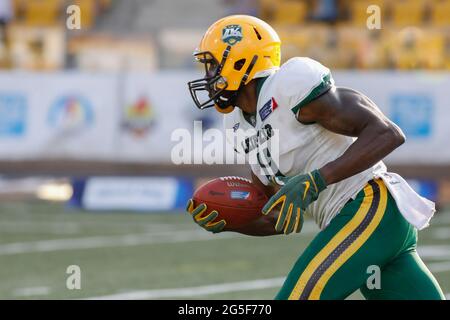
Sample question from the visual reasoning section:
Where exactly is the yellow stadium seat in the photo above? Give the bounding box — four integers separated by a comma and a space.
24, 0, 61, 26
302, 26, 337, 66
337, 26, 365, 51
273, 0, 308, 25
278, 26, 310, 60
431, 0, 450, 27
391, 0, 425, 27
12, 0, 25, 19
258, 0, 274, 21
445, 56, 450, 70
337, 26, 371, 68
75, 0, 96, 29
387, 27, 423, 69
417, 31, 445, 69
395, 52, 420, 70
350, 0, 387, 27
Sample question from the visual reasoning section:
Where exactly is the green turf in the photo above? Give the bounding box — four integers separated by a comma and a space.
0, 200, 448, 299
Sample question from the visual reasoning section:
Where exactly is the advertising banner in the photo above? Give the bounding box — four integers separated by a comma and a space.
0, 72, 120, 160
78, 176, 193, 211
0, 71, 448, 165
334, 72, 450, 164
116, 71, 222, 162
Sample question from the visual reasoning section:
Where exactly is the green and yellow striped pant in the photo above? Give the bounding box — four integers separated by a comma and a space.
276, 179, 445, 300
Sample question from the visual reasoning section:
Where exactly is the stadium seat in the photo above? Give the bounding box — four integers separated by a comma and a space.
24, 0, 61, 26
258, 0, 275, 21
391, 0, 425, 27
387, 27, 422, 69
273, 0, 308, 25
445, 55, 450, 70
299, 26, 338, 66
430, 0, 450, 27
278, 26, 310, 60
7, 24, 65, 70
74, 0, 96, 29
337, 26, 383, 69
417, 31, 445, 69
349, 0, 387, 27
394, 51, 419, 70
11, 0, 25, 19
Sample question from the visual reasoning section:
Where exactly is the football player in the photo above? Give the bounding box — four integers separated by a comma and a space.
186, 15, 444, 300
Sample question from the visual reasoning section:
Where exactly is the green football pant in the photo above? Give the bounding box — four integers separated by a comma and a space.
276, 179, 445, 300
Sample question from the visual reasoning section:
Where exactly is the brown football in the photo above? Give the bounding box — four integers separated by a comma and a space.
192, 176, 268, 229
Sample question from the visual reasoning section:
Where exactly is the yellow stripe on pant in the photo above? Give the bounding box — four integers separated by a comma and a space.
288, 179, 388, 300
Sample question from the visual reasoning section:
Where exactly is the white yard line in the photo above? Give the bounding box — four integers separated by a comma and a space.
0, 220, 188, 234
2, 221, 445, 260
0, 220, 315, 256
13, 286, 51, 297
0, 221, 81, 235
0, 230, 242, 255
85, 258, 450, 300
88, 266, 450, 300
86, 277, 286, 300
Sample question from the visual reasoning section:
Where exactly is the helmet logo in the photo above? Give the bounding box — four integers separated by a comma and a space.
222, 25, 243, 46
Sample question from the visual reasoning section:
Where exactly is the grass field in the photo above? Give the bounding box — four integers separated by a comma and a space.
0, 200, 449, 300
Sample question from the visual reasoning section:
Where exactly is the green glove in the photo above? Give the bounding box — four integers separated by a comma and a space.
262, 169, 327, 235
186, 199, 226, 234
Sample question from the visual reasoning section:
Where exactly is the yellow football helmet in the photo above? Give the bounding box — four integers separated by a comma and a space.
188, 15, 281, 114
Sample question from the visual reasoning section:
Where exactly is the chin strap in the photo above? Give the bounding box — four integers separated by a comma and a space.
214, 104, 234, 114
215, 54, 259, 111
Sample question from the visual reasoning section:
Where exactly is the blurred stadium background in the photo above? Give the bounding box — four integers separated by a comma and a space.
0, 0, 449, 299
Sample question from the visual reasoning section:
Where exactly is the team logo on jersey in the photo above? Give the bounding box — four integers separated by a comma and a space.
222, 25, 243, 45
259, 97, 278, 121
232, 122, 240, 132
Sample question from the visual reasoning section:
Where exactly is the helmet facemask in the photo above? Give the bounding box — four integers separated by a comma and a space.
188, 45, 257, 113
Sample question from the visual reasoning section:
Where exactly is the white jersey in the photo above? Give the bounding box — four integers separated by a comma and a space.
224, 57, 386, 229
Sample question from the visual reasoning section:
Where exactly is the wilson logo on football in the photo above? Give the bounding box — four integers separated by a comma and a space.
226, 182, 247, 188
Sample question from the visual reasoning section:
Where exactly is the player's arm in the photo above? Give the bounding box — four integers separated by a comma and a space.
261, 86, 405, 235
230, 212, 281, 236
298, 86, 406, 185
